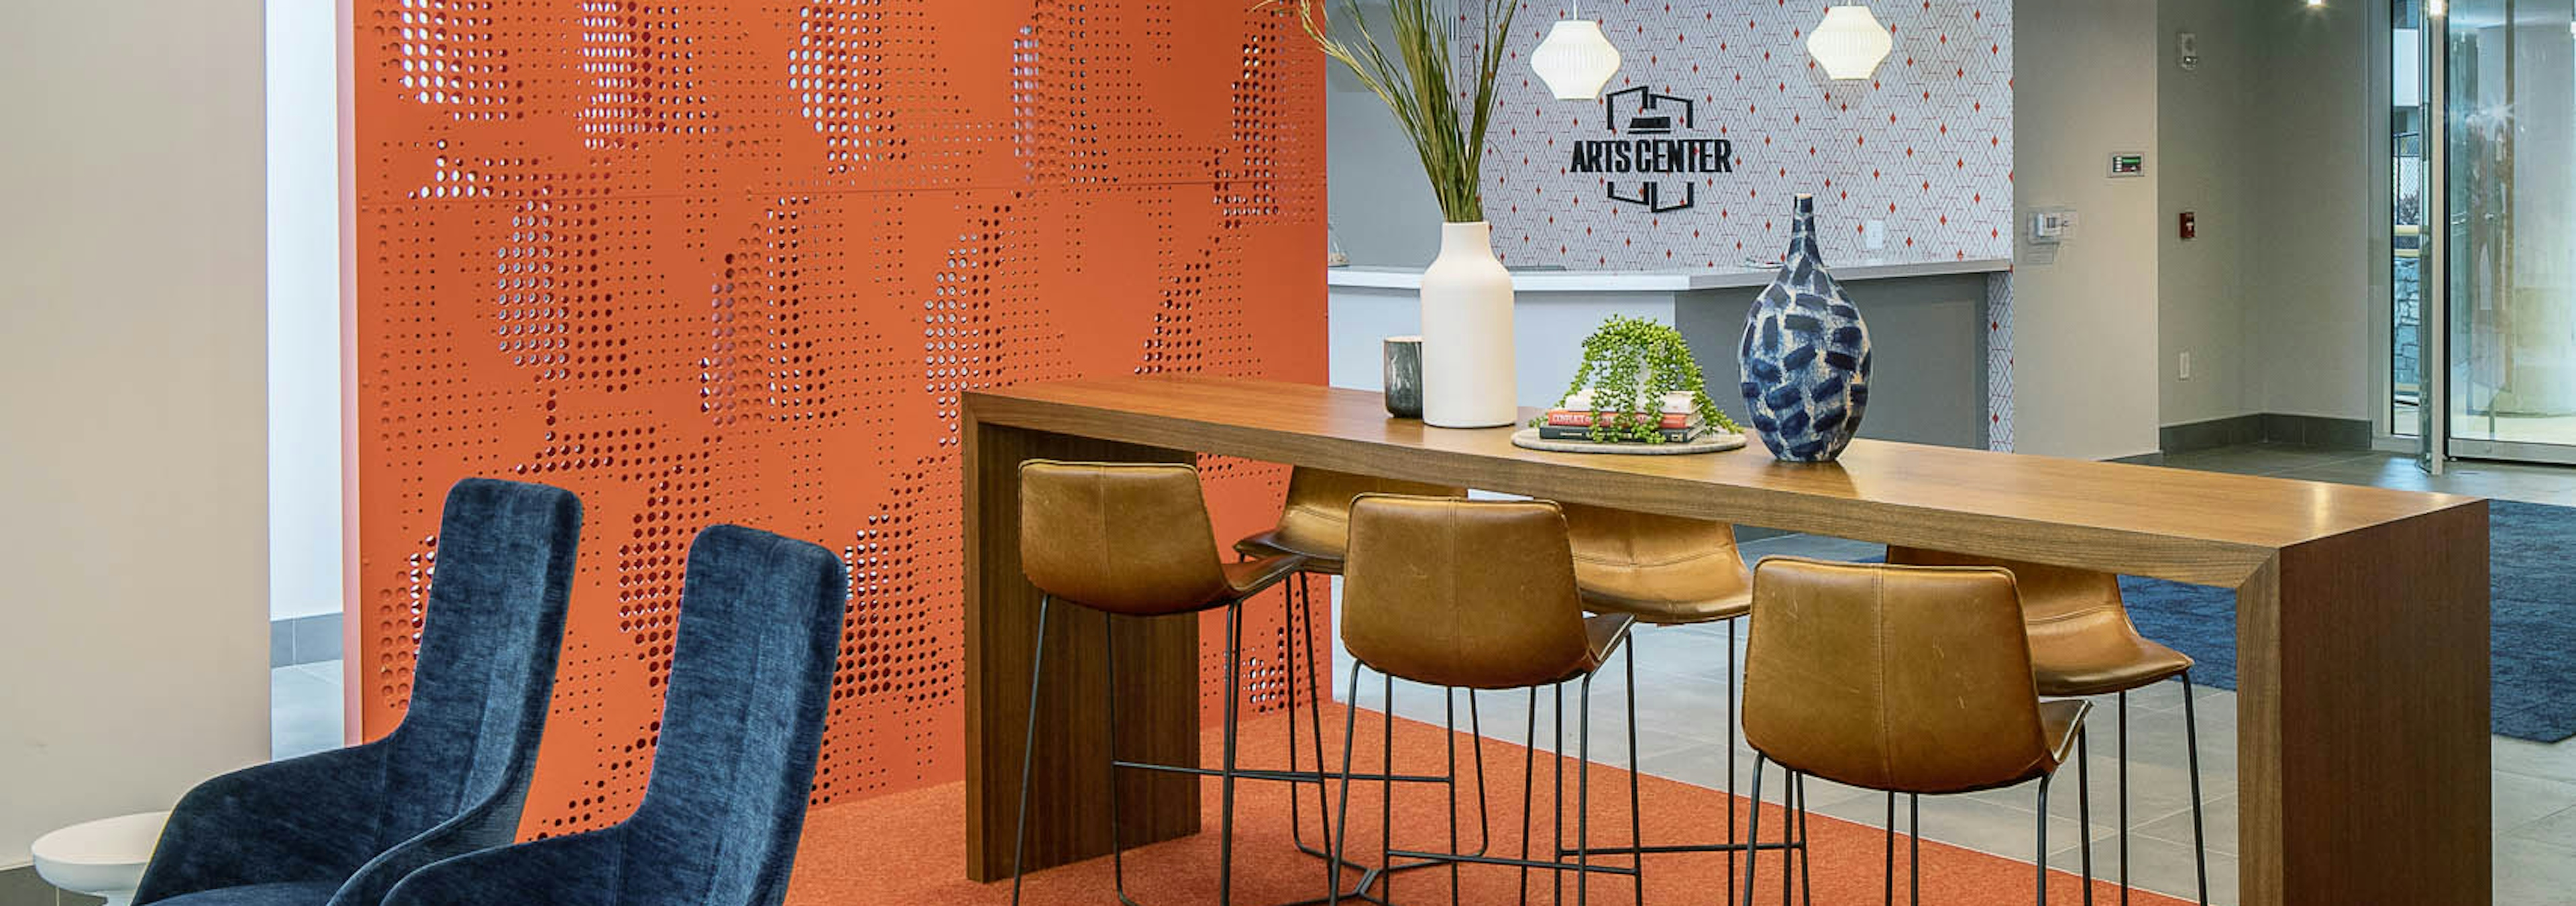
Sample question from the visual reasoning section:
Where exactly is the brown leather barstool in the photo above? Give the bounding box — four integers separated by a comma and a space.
1011, 460, 1304, 906
1330, 495, 1638, 906
1554, 503, 1760, 903
1887, 548, 2207, 906
1235, 468, 1480, 891
1741, 557, 2094, 906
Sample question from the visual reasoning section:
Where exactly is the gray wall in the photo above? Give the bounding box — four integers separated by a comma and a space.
1676, 274, 1994, 450
1324, 1, 1444, 268
0, 0, 272, 867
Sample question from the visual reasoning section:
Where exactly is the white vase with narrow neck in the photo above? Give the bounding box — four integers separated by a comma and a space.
1418, 221, 1518, 427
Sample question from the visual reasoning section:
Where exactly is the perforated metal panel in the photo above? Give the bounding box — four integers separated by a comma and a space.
352, 0, 1326, 837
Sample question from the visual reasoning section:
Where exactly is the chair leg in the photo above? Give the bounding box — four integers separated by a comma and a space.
2117, 690, 2129, 906
1884, 793, 1896, 906
1909, 794, 1920, 906
1521, 687, 1538, 906
1218, 600, 1244, 906
1554, 682, 1567, 906
1382, 672, 1396, 903
1727, 618, 1741, 906
1107, 617, 1136, 906
1739, 754, 1767, 906
1794, 774, 1813, 906
1330, 660, 1366, 906
1576, 673, 1595, 906
1625, 644, 1646, 906
2181, 672, 2210, 906
1010, 596, 1053, 906
1447, 689, 1462, 906
2079, 724, 2095, 906
2037, 773, 2053, 906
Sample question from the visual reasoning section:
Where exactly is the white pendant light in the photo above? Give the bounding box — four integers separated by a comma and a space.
1532, 3, 1621, 101
1807, 5, 1894, 81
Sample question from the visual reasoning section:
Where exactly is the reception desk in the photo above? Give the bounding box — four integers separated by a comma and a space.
961, 376, 2489, 906
1328, 260, 2010, 449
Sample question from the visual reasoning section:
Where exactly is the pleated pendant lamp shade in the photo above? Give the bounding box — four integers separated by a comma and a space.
1807, 5, 1894, 81
1532, 19, 1622, 101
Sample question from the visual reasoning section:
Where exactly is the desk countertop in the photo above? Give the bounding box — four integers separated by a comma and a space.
1326, 258, 2012, 293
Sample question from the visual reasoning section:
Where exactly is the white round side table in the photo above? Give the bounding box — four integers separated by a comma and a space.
32, 811, 170, 906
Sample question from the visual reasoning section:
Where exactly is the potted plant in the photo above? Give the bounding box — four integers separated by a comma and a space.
1276, 0, 1521, 428
1542, 315, 1744, 444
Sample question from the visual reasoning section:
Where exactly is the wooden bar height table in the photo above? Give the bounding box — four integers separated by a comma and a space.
961, 376, 2490, 906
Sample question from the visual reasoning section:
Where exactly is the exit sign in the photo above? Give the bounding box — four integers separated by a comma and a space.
2109, 152, 2147, 178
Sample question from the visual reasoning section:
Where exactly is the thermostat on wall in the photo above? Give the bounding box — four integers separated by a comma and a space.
2109, 152, 2147, 178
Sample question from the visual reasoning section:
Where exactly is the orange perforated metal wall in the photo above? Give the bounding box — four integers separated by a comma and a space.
350, 0, 1326, 837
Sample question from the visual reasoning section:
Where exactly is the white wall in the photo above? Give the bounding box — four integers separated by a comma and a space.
0, 0, 271, 868
2010, 0, 2164, 460
268, 0, 345, 622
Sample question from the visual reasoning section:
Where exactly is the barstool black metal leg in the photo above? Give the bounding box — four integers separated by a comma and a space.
2181, 672, 2210, 906
1624, 644, 1646, 906
2117, 690, 2129, 906
2079, 724, 2095, 906
1382, 672, 1396, 903
1576, 672, 1595, 906
1794, 774, 1813, 906
1909, 795, 1921, 906
1446, 689, 1462, 906
1739, 754, 1768, 906
1330, 660, 1366, 906
1010, 595, 1053, 906
2037, 773, 2054, 906
1727, 619, 1741, 905
1554, 681, 1567, 906
1883, 793, 1896, 906
1521, 686, 1539, 906
1778, 775, 1794, 906
1217, 601, 1244, 906
1106, 617, 1138, 906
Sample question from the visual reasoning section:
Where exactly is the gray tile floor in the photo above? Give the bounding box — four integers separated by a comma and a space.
1327, 444, 2576, 905
259, 443, 2576, 902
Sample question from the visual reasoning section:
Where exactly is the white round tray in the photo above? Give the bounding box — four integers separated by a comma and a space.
1510, 428, 1750, 456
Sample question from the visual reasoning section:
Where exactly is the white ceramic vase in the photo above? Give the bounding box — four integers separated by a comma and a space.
1419, 221, 1518, 427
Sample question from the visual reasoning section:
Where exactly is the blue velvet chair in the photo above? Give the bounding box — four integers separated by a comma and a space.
135, 479, 582, 906
376, 525, 849, 906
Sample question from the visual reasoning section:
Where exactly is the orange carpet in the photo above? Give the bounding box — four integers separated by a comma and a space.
788, 705, 2179, 905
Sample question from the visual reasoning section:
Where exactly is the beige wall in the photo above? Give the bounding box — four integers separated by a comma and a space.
2157, 0, 2256, 427
2244, 1, 2385, 423
2011, 0, 2165, 460
0, 0, 270, 867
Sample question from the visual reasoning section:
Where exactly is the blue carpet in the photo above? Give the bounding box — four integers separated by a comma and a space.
2121, 499, 2576, 743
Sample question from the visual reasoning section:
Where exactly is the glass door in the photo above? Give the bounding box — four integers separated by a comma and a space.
2446, 0, 2576, 463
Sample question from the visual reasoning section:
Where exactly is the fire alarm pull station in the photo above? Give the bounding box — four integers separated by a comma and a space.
2181, 211, 2198, 240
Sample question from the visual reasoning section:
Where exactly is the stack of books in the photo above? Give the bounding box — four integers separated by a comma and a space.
1538, 391, 1709, 443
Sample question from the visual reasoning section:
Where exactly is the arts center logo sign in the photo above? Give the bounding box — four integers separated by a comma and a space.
1568, 87, 1733, 214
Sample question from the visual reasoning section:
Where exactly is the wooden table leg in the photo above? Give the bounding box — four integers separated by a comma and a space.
2236, 501, 2489, 906
963, 415, 1203, 882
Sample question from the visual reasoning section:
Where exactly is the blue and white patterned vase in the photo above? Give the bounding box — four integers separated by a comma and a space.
1739, 195, 1871, 462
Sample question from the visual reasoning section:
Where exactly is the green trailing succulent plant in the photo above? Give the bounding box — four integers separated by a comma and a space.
1542, 315, 1744, 443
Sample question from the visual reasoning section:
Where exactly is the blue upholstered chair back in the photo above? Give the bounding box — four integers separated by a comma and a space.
134, 478, 580, 906
375, 478, 584, 841
619, 525, 849, 905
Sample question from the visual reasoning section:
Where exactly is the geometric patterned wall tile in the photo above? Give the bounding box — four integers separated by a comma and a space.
353, 0, 1325, 838
1472, 1, 2012, 270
